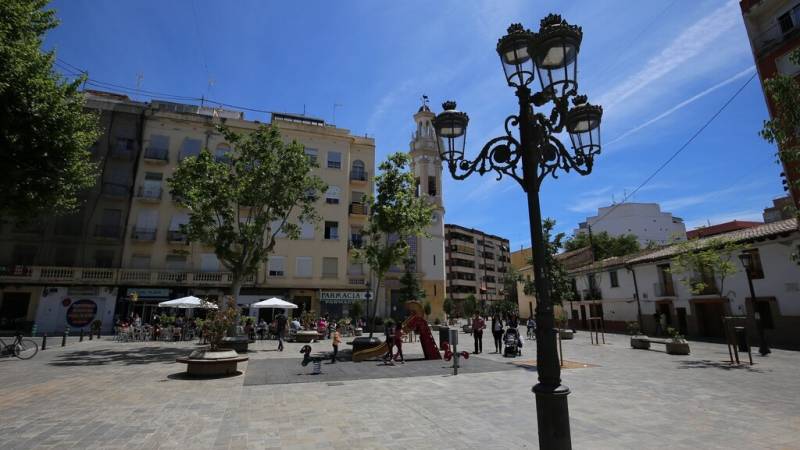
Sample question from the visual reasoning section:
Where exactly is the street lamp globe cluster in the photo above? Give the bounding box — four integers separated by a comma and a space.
432, 14, 602, 450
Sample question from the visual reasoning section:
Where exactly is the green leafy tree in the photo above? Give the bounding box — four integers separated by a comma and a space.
564, 230, 640, 260
463, 294, 477, 318
443, 297, 454, 320
352, 152, 433, 338
502, 266, 522, 305
350, 301, 363, 321
526, 219, 576, 306
669, 237, 743, 297
169, 123, 325, 305
423, 301, 432, 317
398, 257, 425, 303
0, 0, 99, 219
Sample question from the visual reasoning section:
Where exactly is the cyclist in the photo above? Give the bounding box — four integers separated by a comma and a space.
526, 317, 536, 340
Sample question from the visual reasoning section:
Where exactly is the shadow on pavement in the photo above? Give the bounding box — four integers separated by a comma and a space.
165, 371, 243, 381
48, 346, 189, 367
676, 359, 766, 373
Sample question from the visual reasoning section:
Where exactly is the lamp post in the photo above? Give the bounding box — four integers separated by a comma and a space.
738, 253, 771, 356
433, 15, 602, 450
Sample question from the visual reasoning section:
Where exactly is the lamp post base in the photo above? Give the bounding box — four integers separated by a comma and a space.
533, 383, 572, 450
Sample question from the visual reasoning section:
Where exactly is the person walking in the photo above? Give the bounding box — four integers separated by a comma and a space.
383, 321, 394, 364
491, 315, 504, 354
471, 313, 485, 354
393, 323, 405, 363
653, 311, 663, 336
331, 325, 342, 363
276, 313, 287, 351
526, 317, 536, 340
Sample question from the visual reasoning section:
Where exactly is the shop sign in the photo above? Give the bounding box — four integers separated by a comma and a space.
320, 291, 367, 304
66, 299, 98, 327
126, 288, 169, 298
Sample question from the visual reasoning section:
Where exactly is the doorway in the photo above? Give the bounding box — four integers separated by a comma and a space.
657, 302, 673, 327
579, 305, 587, 329
0, 292, 30, 329
694, 301, 725, 338
676, 307, 688, 336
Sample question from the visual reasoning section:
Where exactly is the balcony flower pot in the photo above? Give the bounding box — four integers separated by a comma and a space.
666, 340, 690, 355
630, 336, 650, 350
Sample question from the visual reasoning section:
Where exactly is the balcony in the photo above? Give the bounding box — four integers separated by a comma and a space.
94, 224, 122, 239
143, 147, 169, 163
348, 277, 366, 285
349, 202, 368, 216
350, 169, 368, 183
0, 266, 258, 287
653, 281, 676, 297
101, 182, 129, 198
691, 279, 719, 296
131, 227, 157, 241
167, 230, 189, 244
136, 186, 162, 201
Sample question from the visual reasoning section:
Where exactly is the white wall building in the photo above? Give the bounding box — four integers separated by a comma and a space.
566, 218, 800, 347
574, 203, 686, 246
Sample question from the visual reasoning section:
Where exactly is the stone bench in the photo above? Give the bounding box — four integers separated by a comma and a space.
631, 336, 690, 355
176, 350, 249, 376
294, 331, 319, 343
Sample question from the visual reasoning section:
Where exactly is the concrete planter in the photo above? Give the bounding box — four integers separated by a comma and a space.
559, 330, 574, 340
666, 341, 690, 355
218, 336, 250, 353
176, 350, 248, 377
630, 336, 651, 350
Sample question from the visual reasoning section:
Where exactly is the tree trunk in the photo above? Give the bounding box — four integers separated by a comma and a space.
368, 278, 382, 339
228, 276, 243, 307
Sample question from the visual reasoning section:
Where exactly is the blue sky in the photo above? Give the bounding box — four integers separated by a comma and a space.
45, 0, 784, 249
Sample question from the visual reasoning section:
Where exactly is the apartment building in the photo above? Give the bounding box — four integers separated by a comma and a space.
444, 224, 510, 306
574, 203, 686, 246
741, 0, 800, 207
0, 91, 375, 333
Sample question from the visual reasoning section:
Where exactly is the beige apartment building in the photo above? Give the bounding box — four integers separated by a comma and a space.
444, 224, 510, 308
0, 91, 374, 333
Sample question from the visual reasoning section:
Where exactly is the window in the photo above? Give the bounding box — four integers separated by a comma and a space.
300, 221, 315, 239
94, 250, 114, 268
327, 151, 341, 169
165, 255, 187, 271
428, 175, 437, 196
324, 221, 339, 240
12, 245, 37, 266
268, 256, 285, 277
433, 254, 436, 266
141, 172, 163, 198
305, 147, 318, 164
351, 160, 366, 180
352, 191, 365, 203
348, 261, 363, 275
609, 270, 619, 288
325, 186, 341, 204
114, 138, 135, 157
414, 177, 421, 197
743, 248, 765, 279
296, 257, 313, 278
779, 7, 799, 34
54, 247, 76, 267
130, 255, 151, 269
214, 144, 231, 163
322, 257, 338, 278
146, 135, 170, 160
179, 138, 202, 161
200, 253, 219, 272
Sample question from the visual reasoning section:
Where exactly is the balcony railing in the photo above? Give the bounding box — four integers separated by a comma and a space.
350, 170, 368, 182
653, 281, 676, 297
349, 202, 368, 215
101, 182, 129, 198
131, 227, 157, 241
0, 265, 258, 286
94, 224, 122, 239
136, 186, 162, 201
143, 147, 169, 162
167, 230, 188, 244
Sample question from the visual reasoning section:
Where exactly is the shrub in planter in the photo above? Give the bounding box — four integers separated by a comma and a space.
665, 327, 690, 355
627, 321, 650, 349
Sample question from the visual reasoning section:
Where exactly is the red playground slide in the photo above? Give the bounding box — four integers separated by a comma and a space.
401, 301, 442, 360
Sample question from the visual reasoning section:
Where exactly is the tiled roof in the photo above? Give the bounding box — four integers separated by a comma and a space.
686, 220, 762, 239
627, 218, 798, 264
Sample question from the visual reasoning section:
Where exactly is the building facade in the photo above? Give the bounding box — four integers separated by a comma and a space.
444, 224, 510, 308
0, 91, 375, 334
741, 0, 800, 208
574, 202, 686, 246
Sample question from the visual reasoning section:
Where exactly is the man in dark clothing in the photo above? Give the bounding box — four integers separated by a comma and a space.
471, 313, 485, 354
276, 313, 287, 351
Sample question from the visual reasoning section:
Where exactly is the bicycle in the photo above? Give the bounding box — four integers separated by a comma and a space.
0, 332, 39, 360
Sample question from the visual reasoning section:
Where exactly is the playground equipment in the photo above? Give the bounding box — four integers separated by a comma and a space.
300, 345, 323, 374
352, 300, 441, 362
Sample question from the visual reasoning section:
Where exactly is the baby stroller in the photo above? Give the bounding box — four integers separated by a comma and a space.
503, 327, 522, 357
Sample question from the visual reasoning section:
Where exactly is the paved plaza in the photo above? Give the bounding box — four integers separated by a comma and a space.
1, 330, 799, 449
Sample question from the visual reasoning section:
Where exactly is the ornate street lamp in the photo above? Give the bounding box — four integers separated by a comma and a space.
738, 253, 771, 356
433, 15, 602, 450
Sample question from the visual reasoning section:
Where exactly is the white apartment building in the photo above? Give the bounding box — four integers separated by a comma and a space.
574, 202, 686, 246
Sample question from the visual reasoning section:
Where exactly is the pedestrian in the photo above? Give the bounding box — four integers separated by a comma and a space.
331, 325, 342, 363
257, 318, 267, 340
383, 321, 394, 364
526, 316, 536, 340
471, 312, 485, 354
653, 311, 662, 336
276, 313, 287, 351
491, 315, 504, 354
659, 313, 667, 336
393, 322, 405, 363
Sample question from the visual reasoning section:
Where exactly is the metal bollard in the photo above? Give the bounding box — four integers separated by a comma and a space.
62, 331, 67, 347
42, 333, 47, 350
89, 329, 93, 340
79, 329, 84, 342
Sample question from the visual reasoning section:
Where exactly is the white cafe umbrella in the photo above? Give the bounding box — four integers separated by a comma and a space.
158, 295, 219, 309
250, 297, 298, 309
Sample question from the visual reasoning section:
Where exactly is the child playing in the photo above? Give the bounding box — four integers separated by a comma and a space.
393, 323, 405, 363
331, 325, 342, 364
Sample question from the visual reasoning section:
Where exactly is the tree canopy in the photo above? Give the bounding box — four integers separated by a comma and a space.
0, 0, 99, 219
669, 237, 742, 297
525, 218, 575, 306
168, 123, 325, 302
564, 230, 640, 260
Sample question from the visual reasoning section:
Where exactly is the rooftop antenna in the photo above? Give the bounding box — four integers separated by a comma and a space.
333, 103, 343, 125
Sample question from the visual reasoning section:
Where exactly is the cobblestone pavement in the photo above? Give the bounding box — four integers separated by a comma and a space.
1, 330, 799, 449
